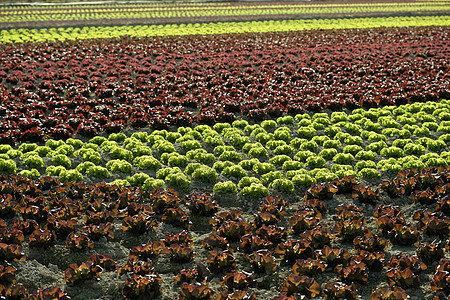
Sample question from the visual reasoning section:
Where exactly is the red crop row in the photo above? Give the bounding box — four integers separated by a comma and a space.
0, 165, 450, 298
0, 26, 449, 143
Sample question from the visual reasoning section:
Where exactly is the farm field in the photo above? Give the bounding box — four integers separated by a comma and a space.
0, 1, 450, 299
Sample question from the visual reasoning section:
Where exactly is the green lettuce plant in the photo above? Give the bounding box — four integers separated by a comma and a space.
0, 144, 12, 154
6, 149, 22, 159
142, 178, 165, 190
297, 126, 317, 140
323, 139, 341, 149
213, 122, 232, 133
310, 168, 338, 182
213, 181, 238, 194
89, 136, 107, 146
106, 159, 132, 173
74, 148, 101, 165
306, 156, 326, 168
19, 169, 40, 179
214, 145, 236, 156
82, 143, 99, 151
344, 136, 363, 146
261, 171, 283, 185
46, 165, 67, 176
45, 139, 65, 150
274, 127, 291, 143
166, 172, 191, 189
131, 132, 148, 143
355, 160, 377, 172
334, 132, 351, 142
291, 174, 315, 187
18, 143, 38, 153
239, 159, 260, 171
192, 165, 217, 183
331, 112, 348, 123
317, 144, 339, 159
311, 121, 325, 130
392, 139, 413, 149
277, 115, 294, 125
380, 146, 404, 158
253, 162, 276, 175
66, 138, 84, 148
274, 145, 295, 155
122, 137, 143, 150
127, 172, 151, 185
0, 158, 17, 173
266, 140, 286, 150
205, 135, 225, 147
426, 139, 447, 151
156, 167, 181, 180
366, 141, 388, 153
295, 113, 311, 121
156, 141, 176, 154
403, 143, 426, 155
345, 123, 362, 135
269, 155, 292, 166
59, 169, 83, 182
324, 125, 342, 138
294, 151, 316, 162
182, 140, 202, 151
23, 154, 44, 169
219, 150, 242, 162
86, 166, 110, 178
331, 164, 356, 178
185, 163, 202, 176
286, 169, 308, 180
75, 162, 95, 174
282, 160, 303, 171
299, 140, 319, 151
221, 165, 248, 179
35, 146, 53, 157
132, 146, 153, 157
240, 183, 269, 199
233, 120, 249, 129
358, 168, 381, 179
255, 132, 273, 145
422, 122, 439, 131
133, 155, 162, 170
261, 120, 277, 129
355, 150, 377, 161
52, 154, 71, 168
213, 161, 234, 173
160, 152, 187, 168
100, 140, 118, 152
333, 153, 355, 164
270, 178, 295, 193
248, 146, 268, 158
238, 176, 261, 189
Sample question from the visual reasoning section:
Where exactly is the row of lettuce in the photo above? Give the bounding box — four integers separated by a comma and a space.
1, 100, 449, 198
1, 15, 449, 43
1, 2, 447, 23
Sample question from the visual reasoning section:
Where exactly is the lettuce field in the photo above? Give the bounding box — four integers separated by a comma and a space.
0, 1, 450, 299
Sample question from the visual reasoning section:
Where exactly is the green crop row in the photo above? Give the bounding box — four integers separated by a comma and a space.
2, 2, 447, 23
0, 100, 449, 198
1, 15, 449, 43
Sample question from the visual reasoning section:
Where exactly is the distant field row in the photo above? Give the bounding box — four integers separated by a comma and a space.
0, 0, 448, 28
1, 15, 449, 43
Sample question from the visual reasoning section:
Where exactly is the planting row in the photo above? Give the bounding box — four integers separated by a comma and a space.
0, 100, 449, 199
1, 15, 449, 43
0, 26, 449, 144
0, 165, 449, 298
1, 1, 447, 29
